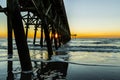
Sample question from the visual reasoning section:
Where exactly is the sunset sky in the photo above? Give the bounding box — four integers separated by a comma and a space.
64, 0, 120, 38
0, 0, 120, 38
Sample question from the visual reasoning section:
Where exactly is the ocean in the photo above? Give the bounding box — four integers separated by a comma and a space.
0, 38, 120, 80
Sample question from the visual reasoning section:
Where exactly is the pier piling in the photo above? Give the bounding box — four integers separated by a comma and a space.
7, 0, 32, 71
7, 0, 13, 57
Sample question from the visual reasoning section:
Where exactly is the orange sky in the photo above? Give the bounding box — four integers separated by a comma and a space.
0, 26, 120, 38
0, 27, 43, 38
71, 31, 120, 38
76, 33, 120, 38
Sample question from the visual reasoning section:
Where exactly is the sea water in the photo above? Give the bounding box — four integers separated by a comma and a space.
0, 38, 120, 80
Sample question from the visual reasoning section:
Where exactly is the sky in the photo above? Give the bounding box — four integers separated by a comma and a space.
0, 0, 7, 38
64, 0, 120, 38
0, 0, 120, 38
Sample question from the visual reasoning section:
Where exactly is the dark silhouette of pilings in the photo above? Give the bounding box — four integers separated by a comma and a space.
0, 0, 71, 76
7, 0, 32, 72
33, 25, 38, 45
42, 19, 53, 59
40, 26, 43, 47
7, 60, 14, 80
25, 11, 30, 39
32, 0, 53, 59
7, 0, 13, 57
52, 28, 58, 50
0, 1, 71, 80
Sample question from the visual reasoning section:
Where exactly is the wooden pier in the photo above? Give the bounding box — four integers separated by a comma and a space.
0, 0, 71, 78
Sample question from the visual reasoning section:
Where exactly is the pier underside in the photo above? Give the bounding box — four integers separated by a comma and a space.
0, 0, 71, 77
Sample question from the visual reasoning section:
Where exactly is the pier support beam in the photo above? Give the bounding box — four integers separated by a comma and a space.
7, 61, 13, 80
52, 28, 58, 50
33, 26, 37, 45
7, 0, 13, 57
42, 18, 53, 59
31, 0, 53, 59
8, 0, 32, 71
40, 26, 43, 47
25, 12, 30, 39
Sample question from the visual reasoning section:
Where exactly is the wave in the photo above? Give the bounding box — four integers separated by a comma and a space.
0, 38, 120, 53
69, 38, 120, 44
66, 47, 120, 53
68, 45, 120, 49
57, 45, 120, 53
1, 44, 120, 53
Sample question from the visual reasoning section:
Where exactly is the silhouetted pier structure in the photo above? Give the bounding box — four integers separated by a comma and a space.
0, 0, 70, 78
71, 34, 77, 39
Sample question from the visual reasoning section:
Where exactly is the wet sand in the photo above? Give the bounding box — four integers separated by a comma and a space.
0, 61, 120, 80
67, 64, 120, 80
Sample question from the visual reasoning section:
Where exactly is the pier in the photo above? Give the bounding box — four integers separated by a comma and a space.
0, 0, 71, 79
71, 34, 77, 39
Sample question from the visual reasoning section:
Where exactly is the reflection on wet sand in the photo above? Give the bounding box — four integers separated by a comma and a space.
7, 50, 69, 80
35, 62, 68, 80
7, 60, 14, 80
20, 73, 32, 80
